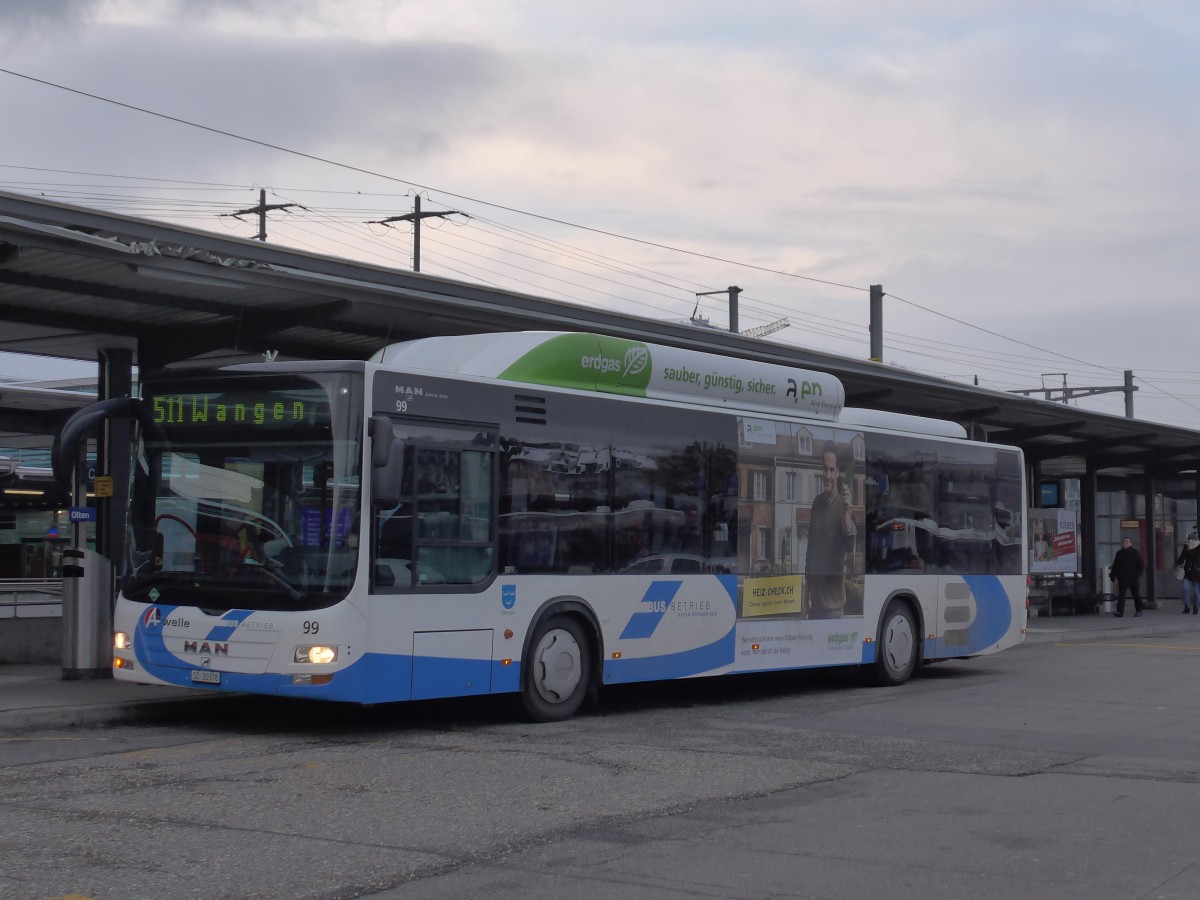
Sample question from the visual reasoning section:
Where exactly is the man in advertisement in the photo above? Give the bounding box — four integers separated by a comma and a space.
805, 440, 857, 618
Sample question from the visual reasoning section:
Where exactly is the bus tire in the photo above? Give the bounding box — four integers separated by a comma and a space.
872, 598, 919, 686
521, 614, 591, 722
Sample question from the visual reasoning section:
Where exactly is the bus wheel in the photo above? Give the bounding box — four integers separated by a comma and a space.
873, 599, 918, 686
521, 615, 591, 722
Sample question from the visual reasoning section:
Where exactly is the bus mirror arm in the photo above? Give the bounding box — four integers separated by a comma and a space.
369, 414, 405, 508
52, 397, 163, 488
369, 414, 393, 469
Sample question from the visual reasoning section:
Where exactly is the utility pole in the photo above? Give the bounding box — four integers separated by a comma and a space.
368, 195, 462, 272
869, 284, 884, 362
1009, 370, 1138, 418
221, 188, 302, 241
694, 286, 742, 333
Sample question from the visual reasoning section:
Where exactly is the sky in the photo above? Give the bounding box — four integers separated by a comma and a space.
2, 0, 1200, 430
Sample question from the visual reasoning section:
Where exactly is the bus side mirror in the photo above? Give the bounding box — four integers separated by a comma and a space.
52, 397, 157, 488
370, 414, 404, 508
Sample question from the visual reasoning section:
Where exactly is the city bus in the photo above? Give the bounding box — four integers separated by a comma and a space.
55, 331, 1028, 720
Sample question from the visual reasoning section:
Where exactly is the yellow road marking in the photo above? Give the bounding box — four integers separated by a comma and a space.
0, 737, 89, 743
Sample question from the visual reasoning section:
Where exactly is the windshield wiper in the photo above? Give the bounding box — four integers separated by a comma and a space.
243, 560, 306, 602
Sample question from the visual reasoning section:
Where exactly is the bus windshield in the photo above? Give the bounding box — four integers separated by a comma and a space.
124, 370, 364, 612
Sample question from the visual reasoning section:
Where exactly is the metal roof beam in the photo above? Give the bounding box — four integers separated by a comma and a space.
1048, 432, 1161, 456
1149, 461, 1200, 478
137, 300, 357, 368
0, 300, 147, 339
942, 405, 1002, 421
990, 420, 1088, 442
0, 268, 251, 318
844, 388, 894, 405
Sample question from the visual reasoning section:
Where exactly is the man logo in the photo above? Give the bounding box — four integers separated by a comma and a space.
142, 607, 161, 628
183, 641, 228, 656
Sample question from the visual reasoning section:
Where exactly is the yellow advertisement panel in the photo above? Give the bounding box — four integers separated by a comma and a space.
742, 575, 805, 617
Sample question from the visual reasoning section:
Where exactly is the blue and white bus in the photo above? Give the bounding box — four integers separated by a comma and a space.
57, 332, 1027, 720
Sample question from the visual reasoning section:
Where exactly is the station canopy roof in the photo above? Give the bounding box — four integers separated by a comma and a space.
0, 189, 1197, 479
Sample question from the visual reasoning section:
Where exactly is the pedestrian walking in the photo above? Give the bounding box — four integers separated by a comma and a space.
1177, 531, 1200, 614
1109, 536, 1144, 617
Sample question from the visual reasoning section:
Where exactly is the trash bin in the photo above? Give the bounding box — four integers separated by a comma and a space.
61, 548, 114, 680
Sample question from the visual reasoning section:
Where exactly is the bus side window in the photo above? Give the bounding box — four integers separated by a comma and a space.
376, 511, 414, 587
375, 443, 496, 589
374, 439, 415, 589
407, 443, 496, 587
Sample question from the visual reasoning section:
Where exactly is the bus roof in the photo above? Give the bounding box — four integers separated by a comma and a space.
373, 331, 846, 420
838, 406, 969, 440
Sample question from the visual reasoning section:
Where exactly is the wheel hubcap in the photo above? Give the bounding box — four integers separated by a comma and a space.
532, 628, 582, 703
883, 614, 914, 673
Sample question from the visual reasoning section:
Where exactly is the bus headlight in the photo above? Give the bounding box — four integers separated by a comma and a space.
114, 631, 132, 650
294, 645, 338, 665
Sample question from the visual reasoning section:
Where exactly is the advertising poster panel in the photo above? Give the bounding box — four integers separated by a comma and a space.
737, 421, 866, 620
1030, 508, 1078, 574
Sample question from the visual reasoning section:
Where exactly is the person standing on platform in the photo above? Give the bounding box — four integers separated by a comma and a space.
1109, 536, 1145, 618
1177, 531, 1200, 614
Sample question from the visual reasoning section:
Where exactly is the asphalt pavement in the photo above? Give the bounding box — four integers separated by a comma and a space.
4, 599, 1200, 733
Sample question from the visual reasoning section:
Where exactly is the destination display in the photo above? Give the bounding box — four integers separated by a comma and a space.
146, 386, 329, 431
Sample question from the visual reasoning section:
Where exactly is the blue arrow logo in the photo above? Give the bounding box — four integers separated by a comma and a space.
619, 581, 682, 640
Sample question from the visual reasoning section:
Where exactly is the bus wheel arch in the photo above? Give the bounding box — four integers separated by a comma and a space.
519, 598, 601, 722
871, 593, 922, 686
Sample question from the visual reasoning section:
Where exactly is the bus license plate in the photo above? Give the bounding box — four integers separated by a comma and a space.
190, 669, 221, 685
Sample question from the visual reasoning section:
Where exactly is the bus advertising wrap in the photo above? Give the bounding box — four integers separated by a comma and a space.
375, 331, 846, 419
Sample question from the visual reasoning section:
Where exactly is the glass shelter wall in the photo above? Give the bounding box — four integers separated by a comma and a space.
1094, 481, 1199, 601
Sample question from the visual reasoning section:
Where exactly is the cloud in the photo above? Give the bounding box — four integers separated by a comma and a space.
3, 1, 1200, 424
1, 0, 94, 37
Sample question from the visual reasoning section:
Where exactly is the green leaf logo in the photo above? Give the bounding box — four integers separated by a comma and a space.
623, 346, 649, 378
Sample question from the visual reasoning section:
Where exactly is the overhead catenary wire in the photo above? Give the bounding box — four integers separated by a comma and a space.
13, 172, 1200, 417
0, 163, 1178, 374
14, 167, 1187, 406
0, 67, 863, 291
0, 164, 1185, 378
